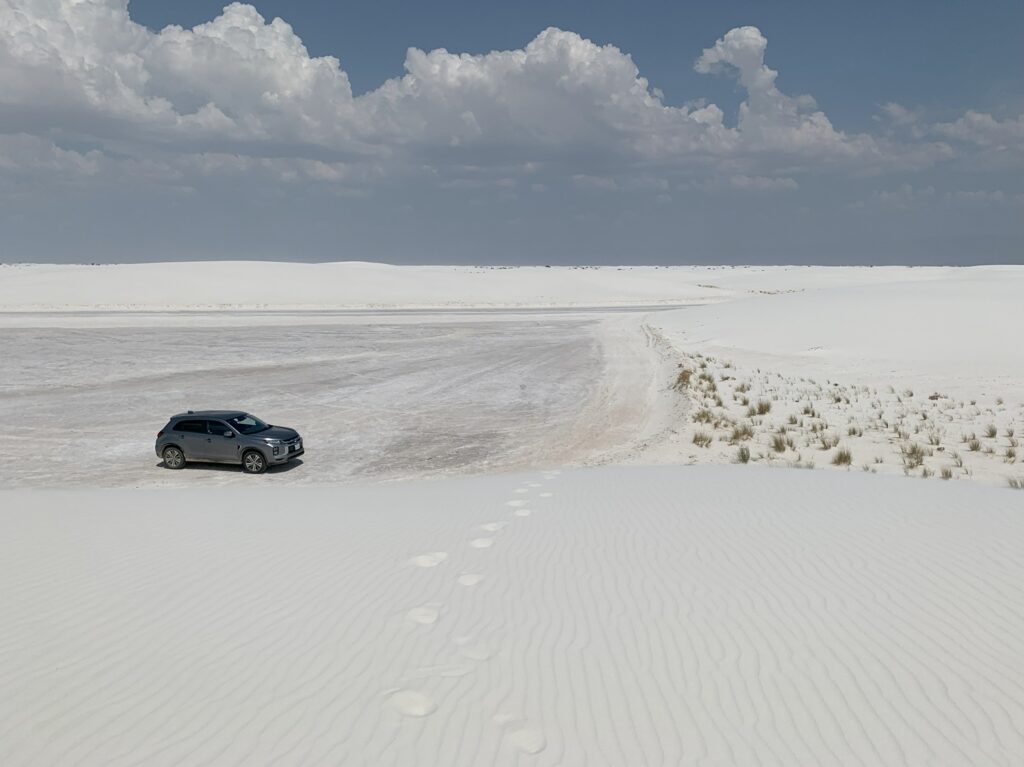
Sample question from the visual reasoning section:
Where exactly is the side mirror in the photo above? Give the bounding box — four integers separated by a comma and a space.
223, 430, 235, 438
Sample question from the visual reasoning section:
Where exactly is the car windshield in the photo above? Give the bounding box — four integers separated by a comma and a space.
227, 414, 270, 434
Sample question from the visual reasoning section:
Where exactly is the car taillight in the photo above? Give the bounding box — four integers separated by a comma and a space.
157, 430, 164, 438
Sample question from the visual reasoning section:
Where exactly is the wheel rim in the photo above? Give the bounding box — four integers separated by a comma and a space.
164, 448, 183, 468
245, 453, 264, 472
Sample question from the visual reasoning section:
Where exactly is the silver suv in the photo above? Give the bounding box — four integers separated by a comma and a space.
156, 411, 304, 474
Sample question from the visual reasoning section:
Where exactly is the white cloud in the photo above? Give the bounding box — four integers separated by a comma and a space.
933, 111, 1024, 150
728, 175, 799, 191
0, 1, 986, 193
693, 26, 875, 160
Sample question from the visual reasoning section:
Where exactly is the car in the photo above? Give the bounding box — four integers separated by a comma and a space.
155, 410, 304, 474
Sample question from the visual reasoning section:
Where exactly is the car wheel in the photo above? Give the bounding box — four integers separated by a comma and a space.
162, 446, 185, 470
242, 450, 268, 474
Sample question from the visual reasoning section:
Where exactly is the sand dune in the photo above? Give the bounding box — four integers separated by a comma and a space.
0, 261, 955, 311
2, 466, 1023, 766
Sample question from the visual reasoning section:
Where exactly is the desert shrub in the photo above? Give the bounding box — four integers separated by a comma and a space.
1008, 478, 1023, 490
736, 445, 751, 464
730, 423, 755, 443
735, 382, 751, 393
674, 369, 693, 390
832, 448, 853, 466
921, 467, 934, 479
1006, 447, 1017, 463
968, 438, 982, 452
1007, 428, 1016, 439
940, 467, 953, 480
819, 434, 840, 450
788, 415, 798, 425
902, 443, 926, 469
985, 424, 998, 439
847, 426, 863, 437
951, 451, 963, 468
771, 434, 787, 453
692, 431, 712, 448
756, 399, 772, 416
693, 408, 714, 423
785, 437, 796, 451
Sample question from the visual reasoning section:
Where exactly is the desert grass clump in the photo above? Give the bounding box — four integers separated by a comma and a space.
819, 434, 840, 450
730, 423, 755, 443
847, 426, 863, 438
940, 467, 954, 480
1005, 447, 1017, 463
736, 445, 751, 464
674, 368, 693, 390
901, 442, 926, 470
832, 448, 853, 466
692, 431, 712, 448
755, 399, 772, 416
735, 381, 751, 394
771, 434, 787, 453
985, 424, 998, 439
968, 437, 982, 452
951, 451, 963, 468
693, 408, 714, 424
921, 467, 934, 479
788, 414, 799, 426
1008, 477, 1024, 490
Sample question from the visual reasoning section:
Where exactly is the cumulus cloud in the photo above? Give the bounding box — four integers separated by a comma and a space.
933, 111, 1024, 150
0, 1, 948, 189
694, 26, 875, 161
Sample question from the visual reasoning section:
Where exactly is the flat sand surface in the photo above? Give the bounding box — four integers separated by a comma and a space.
2, 466, 1022, 766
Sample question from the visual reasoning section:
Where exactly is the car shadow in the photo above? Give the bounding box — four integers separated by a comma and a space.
156, 459, 304, 475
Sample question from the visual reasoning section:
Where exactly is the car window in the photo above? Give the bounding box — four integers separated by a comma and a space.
206, 420, 232, 435
227, 414, 269, 435
174, 420, 204, 433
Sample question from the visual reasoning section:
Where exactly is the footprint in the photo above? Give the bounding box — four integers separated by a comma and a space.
492, 714, 547, 755
469, 537, 494, 549
406, 604, 442, 625
387, 689, 437, 717
457, 573, 484, 587
480, 521, 508, 532
505, 500, 528, 508
513, 508, 532, 517
508, 727, 547, 755
409, 552, 448, 568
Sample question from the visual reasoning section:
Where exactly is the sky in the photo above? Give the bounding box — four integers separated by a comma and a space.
1, 0, 1022, 264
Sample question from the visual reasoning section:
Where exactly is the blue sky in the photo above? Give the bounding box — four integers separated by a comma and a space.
1, 0, 1022, 263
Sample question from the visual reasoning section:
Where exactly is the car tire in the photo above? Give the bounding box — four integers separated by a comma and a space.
162, 446, 186, 470
241, 449, 268, 474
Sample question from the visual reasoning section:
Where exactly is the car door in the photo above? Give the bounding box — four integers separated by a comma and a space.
204, 420, 240, 463
173, 419, 208, 459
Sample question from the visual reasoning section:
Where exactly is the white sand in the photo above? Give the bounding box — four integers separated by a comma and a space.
0, 261, 954, 312
3, 262, 1024, 765
2, 466, 1023, 765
